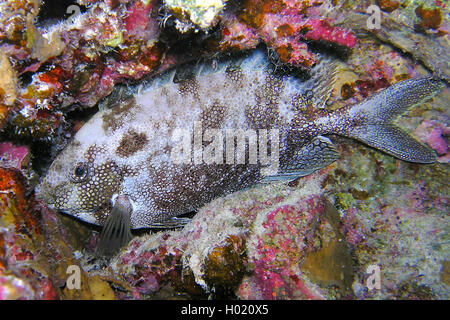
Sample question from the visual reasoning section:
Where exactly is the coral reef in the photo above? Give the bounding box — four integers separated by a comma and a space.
0, 167, 61, 299
376, 0, 400, 13
335, 0, 449, 80
0, 0, 448, 300
0, 0, 356, 141
0, 142, 30, 170
415, 4, 443, 30
0, 166, 129, 299
163, 0, 227, 32
0, 0, 165, 140
218, 0, 356, 67
329, 147, 449, 300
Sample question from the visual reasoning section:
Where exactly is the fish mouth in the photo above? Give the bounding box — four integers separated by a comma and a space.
57, 208, 82, 218
57, 208, 71, 215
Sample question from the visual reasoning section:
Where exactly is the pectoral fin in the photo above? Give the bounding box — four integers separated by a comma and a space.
261, 136, 340, 182
96, 195, 133, 257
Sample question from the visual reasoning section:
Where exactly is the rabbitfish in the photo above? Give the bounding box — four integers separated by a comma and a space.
35, 50, 444, 256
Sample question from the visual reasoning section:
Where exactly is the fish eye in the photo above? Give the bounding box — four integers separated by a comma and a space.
70, 163, 89, 182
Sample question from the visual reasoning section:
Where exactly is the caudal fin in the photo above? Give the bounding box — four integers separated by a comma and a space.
342, 77, 444, 163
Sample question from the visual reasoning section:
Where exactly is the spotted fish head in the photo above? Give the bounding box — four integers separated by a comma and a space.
36, 131, 123, 227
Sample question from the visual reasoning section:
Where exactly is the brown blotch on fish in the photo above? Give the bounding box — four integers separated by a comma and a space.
225, 65, 244, 84
116, 130, 148, 157
102, 97, 136, 132
201, 101, 227, 129
341, 83, 356, 100
178, 78, 200, 99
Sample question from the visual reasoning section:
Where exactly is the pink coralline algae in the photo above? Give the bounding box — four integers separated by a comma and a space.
0, 142, 30, 170
220, 0, 356, 67
113, 234, 185, 295
242, 200, 327, 300
339, 206, 367, 247
415, 120, 450, 163
301, 18, 356, 47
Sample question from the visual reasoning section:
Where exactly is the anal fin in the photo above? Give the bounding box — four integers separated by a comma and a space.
96, 195, 133, 257
261, 136, 340, 182
148, 217, 192, 229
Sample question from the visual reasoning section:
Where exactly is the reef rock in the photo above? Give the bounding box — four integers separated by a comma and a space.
110, 171, 355, 299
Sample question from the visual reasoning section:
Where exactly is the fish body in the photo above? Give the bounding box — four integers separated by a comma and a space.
35, 50, 443, 255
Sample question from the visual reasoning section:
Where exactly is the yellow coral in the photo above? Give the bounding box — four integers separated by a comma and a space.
0, 51, 18, 106
164, 0, 226, 31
